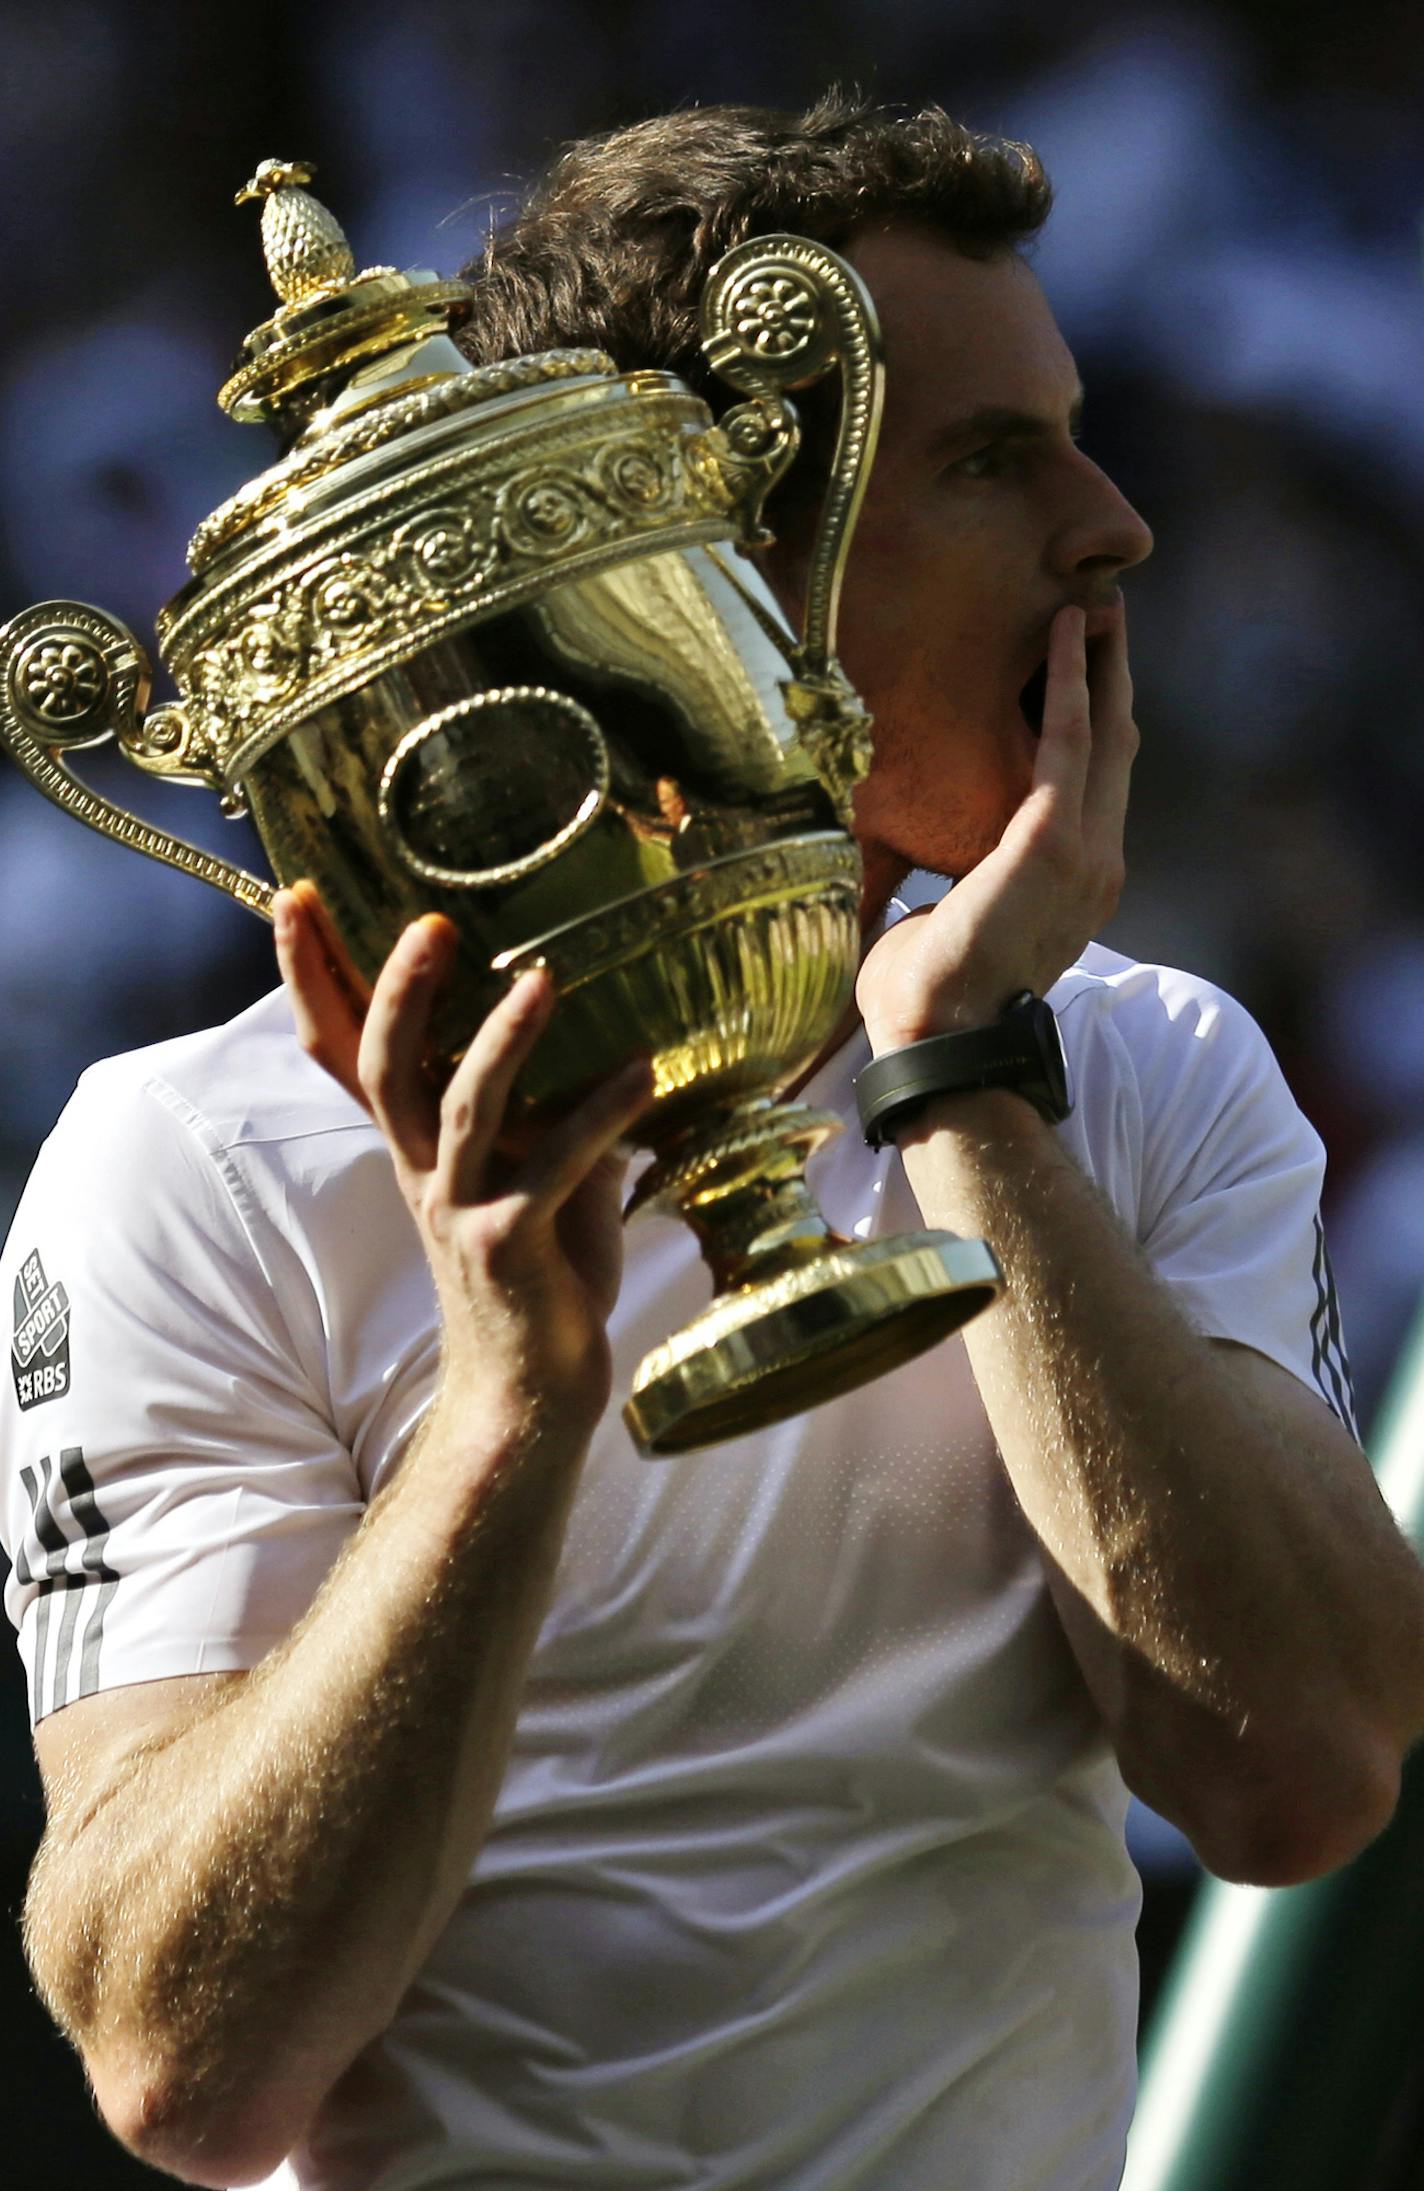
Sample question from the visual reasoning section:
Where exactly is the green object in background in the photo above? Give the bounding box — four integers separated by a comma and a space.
1122, 1312, 1424, 2191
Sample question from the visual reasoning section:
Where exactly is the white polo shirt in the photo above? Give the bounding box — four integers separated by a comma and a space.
1, 915, 1353, 2191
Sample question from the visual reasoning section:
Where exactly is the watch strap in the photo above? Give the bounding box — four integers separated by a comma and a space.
855, 991, 1071, 1147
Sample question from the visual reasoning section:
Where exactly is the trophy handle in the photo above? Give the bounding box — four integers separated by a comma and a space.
699, 233, 884, 823
0, 600, 275, 920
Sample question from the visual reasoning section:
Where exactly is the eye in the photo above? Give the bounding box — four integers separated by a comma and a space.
953, 442, 1011, 481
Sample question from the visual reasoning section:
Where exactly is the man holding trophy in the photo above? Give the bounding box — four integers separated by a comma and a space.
5, 94, 1424, 2191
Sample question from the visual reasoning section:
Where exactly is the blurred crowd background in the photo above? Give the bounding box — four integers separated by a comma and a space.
4, 0, 1424, 2181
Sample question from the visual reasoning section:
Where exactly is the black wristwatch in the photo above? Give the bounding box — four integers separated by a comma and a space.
855, 991, 1073, 1148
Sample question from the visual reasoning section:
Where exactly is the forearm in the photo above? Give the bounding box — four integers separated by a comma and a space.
900, 1090, 1424, 1878
27, 1398, 586, 2182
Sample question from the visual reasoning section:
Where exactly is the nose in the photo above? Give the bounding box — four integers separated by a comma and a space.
1050, 451, 1153, 580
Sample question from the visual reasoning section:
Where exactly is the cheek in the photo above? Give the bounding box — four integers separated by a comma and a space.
840, 532, 948, 672
844, 510, 1004, 652
838, 583, 996, 716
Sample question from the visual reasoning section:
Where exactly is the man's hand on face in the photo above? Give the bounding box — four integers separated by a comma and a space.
275, 886, 652, 1442
855, 601, 1138, 1051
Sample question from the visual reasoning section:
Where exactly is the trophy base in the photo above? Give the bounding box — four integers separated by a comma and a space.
624, 1230, 1001, 1456
621, 1103, 1000, 1455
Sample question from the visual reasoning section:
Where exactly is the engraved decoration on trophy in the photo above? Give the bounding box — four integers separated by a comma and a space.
0, 161, 1001, 1455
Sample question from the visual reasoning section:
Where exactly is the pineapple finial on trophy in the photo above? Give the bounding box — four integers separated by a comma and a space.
219, 160, 472, 431
235, 158, 357, 309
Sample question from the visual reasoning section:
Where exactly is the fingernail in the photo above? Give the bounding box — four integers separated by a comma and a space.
272, 890, 293, 943
399, 919, 439, 972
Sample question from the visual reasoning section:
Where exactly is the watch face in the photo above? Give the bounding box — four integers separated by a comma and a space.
1015, 996, 1072, 1122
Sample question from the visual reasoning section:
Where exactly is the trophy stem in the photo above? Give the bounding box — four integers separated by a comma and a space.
626, 1102, 840, 1289
623, 1102, 1001, 1457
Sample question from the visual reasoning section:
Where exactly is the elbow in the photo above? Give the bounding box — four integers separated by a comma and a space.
1173, 1729, 1404, 1888
91, 2057, 316, 2187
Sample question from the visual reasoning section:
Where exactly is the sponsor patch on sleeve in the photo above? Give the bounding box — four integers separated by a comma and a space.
11, 1249, 72, 1411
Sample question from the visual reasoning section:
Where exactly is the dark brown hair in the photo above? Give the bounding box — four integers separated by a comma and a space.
455, 90, 1051, 404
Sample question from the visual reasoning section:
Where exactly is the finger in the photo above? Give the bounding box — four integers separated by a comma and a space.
1082, 600, 1138, 839
433, 968, 558, 1203
357, 916, 457, 1174
290, 879, 370, 1021
1088, 597, 1133, 731
1030, 604, 1091, 818
515, 1056, 655, 1215
275, 887, 367, 1102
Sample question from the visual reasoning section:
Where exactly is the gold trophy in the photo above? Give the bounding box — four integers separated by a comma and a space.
0, 161, 999, 1454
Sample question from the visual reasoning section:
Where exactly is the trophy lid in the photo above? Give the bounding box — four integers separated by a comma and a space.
157, 165, 807, 790
187, 162, 618, 573
218, 158, 476, 430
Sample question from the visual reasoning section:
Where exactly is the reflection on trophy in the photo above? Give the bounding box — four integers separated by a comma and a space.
0, 159, 1000, 1454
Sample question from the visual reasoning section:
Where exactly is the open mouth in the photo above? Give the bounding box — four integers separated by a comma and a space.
1018, 660, 1049, 736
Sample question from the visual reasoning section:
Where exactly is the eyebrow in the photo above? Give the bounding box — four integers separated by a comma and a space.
927, 390, 1086, 459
